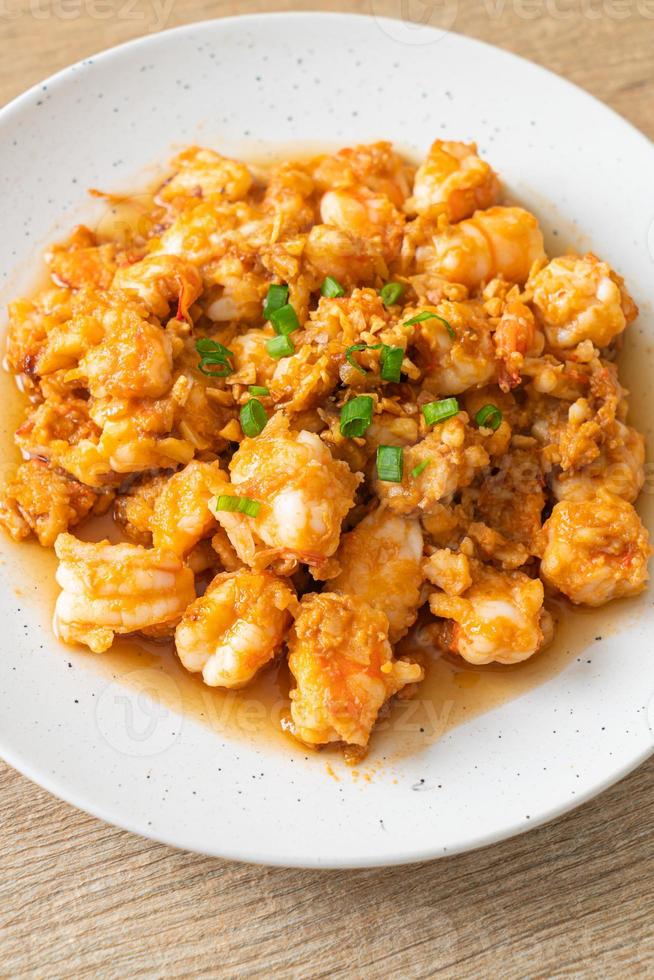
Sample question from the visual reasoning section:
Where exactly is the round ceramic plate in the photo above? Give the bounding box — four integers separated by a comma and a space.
1, 13, 654, 868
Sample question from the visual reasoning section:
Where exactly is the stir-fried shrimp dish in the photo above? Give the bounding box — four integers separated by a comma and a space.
1, 139, 650, 755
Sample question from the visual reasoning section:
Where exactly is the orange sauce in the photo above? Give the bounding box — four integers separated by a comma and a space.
92, 588, 636, 768
1, 146, 653, 770
3, 480, 639, 766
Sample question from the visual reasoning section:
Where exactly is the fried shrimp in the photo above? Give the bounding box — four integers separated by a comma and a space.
287, 592, 423, 746
411, 299, 496, 395
53, 533, 195, 653
150, 460, 227, 557
311, 140, 412, 207
528, 253, 638, 349
406, 139, 501, 221
112, 253, 202, 320
304, 223, 383, 287
329, 507, 424, 642
159, 146, 253, 204
551, 421, 645, 504
320, 187, 404, 265
2, 137, 650, 757
539, 493, 650, 606
376, 412, 489, 515
47, 226, 117, 290
0, 459, 103, 547
175, 568, 296, 687
428, 559, 547, 665
76, 314, 173, 399
113, 474, 167, 545
493, 300, 543, 390
413, 206, 546, 289
213, 412, 360, 569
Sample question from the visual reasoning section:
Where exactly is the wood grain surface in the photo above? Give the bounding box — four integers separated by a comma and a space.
1, 3, 654, 977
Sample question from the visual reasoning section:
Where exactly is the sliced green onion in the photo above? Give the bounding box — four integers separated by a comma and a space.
196, 338, 232, 355
340, 395, 374, 438
475, 404, 503, 430
404, 310, 456, 339
422, 397, 460, 427
411, 459, 430, 479
248, 385, 270, 396
380, 282, 404, 307
263, 283, 289, 320
344, 343, 383, 375
267, 335, 295, 359
198, 360, 233, 377
403, 311, 435, 325
442, 317, 456, 340
377, 445, 404, 482
321, 276, 345, 298
344, 343, 368, 376
380, 345, 404, 383
269, 303, 300, 336
195, 338, 234, 377
213, 494, 261, 518
240, 398, 268, 437
343, 342, 404, 382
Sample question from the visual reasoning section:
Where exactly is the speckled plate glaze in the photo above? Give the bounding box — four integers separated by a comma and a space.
1, 13, 654, 868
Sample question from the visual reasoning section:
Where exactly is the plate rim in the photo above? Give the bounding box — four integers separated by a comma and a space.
2, 730, 651, 869
2, 10, 652, 154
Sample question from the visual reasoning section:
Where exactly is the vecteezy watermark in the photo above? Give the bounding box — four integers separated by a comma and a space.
95, 667, 183, 757
370, 0, 460, 44
0, 0, 176, 31
186, 689, 455, 740
375, 696, 455, 738
370, 0, 654, 39
93, 192, 159, 245
480, 0, 654, 18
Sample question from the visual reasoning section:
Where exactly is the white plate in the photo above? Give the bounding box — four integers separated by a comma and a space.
1, 13, 654, 868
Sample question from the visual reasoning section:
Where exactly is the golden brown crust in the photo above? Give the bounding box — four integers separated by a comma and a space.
0, 460, 105, 547
0, 139, 648, 752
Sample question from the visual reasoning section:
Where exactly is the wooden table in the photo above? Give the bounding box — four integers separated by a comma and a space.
1, 3, 653, 975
